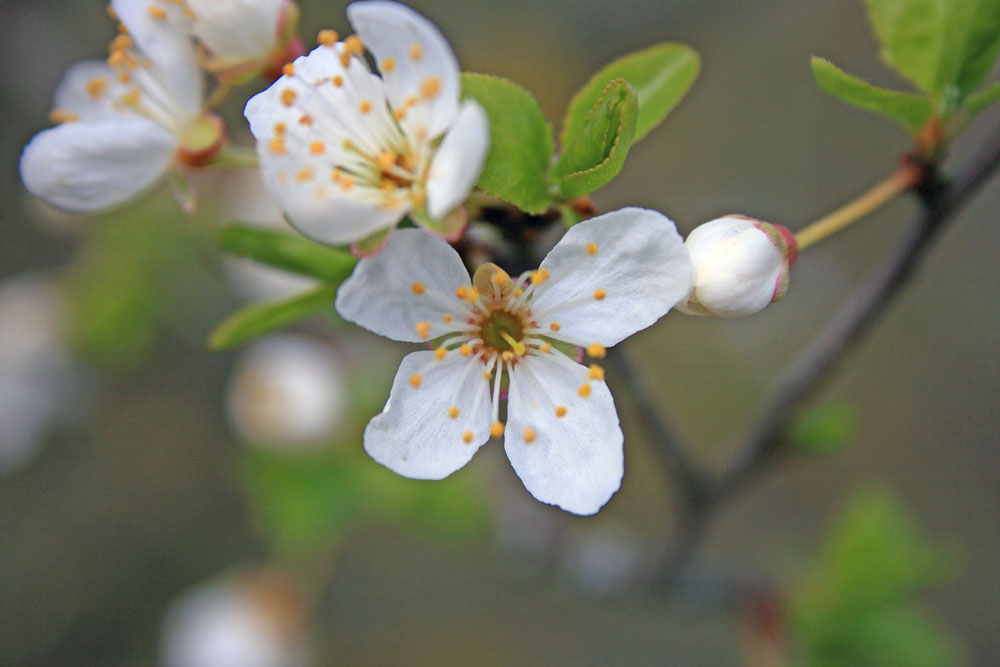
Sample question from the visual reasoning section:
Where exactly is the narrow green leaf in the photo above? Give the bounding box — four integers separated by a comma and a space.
964, 79, 1000, 119
216, 225, 356, 282
460, 73, 554, 214
864, 0, 950, 94
938, 0, 1000, 99
551, 79, 638, 198
562, 43, 698, 146
811, 57, 933, 132
209, 283, 339, 350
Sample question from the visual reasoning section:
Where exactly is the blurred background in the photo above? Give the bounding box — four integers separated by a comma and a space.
2, 0, 998, 664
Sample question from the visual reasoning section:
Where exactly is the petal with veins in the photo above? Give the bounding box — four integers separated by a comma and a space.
426, 101, 489, 219
505, 354, 624, 515
336, 229, 471, 342
531, 207, 692, 347
365, 350, 492, 479
347, 0, 460, 137
19, 117, 177, 213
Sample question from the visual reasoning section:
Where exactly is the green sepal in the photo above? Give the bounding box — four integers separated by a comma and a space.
963, 80, 1000, 121
811, 57, 933, 132
460, 73, 554, 214
208, 283, 339, 351
561, 42, 699, 146
550, 79, 638, 198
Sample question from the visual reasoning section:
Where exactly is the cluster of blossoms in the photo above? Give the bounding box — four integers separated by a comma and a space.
18, 1, 799, 514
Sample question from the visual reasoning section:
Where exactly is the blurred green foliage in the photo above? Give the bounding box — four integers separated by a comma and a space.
789, 402, 858, 455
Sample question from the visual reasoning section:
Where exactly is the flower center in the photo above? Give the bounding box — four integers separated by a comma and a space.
480, 309, 525, 353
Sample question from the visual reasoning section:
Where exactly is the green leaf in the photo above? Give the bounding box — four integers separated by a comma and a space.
864, 0, 1000, 102
811, 57, 933, 132
460, 73, 553, 214
550, 79, 638, 198
208, 283, 338, 350
562, 43, 699, 146
789, 401, 857, 455
215, 225, 356, 282
964, 80, 1000, 120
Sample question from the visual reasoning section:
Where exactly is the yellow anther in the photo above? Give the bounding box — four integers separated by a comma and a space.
107, 4, 119, 20
267, 137, 285, 155
414, 321, 431, 338
182, 5, 196, 20
455, 286, 468, 300
339, 175, 355, 191
110, 34, 132, 52
117, 71, 131, 84
332, 75, 344, 87
331, 168, 343, 183
309, 140, 325, 155
578, 383, 592, 398
273, 121, 287, 135
462, 431, 474, 444
500, 332, 526, 356
376, 151, 397, 171
442, 313, 453, 324
282, 63, 295, 77
539, 342, 552, 353
411, 281, 426, 295
523, 427, 537, 444
588, 364, 605, 380
586, 242, 599, 255
481, 371, 493, 380
409, 41, 424, 61
317, 29, 339, 46
410, 189, 427, 207
491, 421, 505, 437
492, 272, 508, 286
460, 344, 472, 356
121, 88, 141, 106
107, 50, 126, 68
549, 322, 561, 332
48, 109, 78, 124
147, 5, 168, 20
409, 373, 422, 388
294, 167, 314, 183
405, 95, 418, 108
502, 351, 515, 362
435, 346, 447, 361
448, 405, 460, 419
381, 57, 396, 73
513, 288, 524, 297
420, 76, 442, 100
85, 77, 108, 99
394, 107, 407, 121
465, 287, 480, 302
593, 288, 606, 300
344, 34, 364, 54
555, 405, 568, 418
280, 88, 297, 106
359, 100, 372, 114
530, 270, 545, 285
298, 114, 313, 126
586, 343, 606, 359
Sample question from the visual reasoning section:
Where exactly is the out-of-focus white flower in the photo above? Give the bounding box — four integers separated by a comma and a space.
160, 570, 309, 667
677, 215, 798, 318
226, 335, 347, 449
220, 171, 318, 302
132, 0, 304, 78
19, 0, 218, 213
244, 1, 489, 251
336, 208, 691, 515
0, 275, 77, 475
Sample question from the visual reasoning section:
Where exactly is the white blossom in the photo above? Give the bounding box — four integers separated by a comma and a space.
244, 1, 489, 250
19, 0, 214, 213
677, 215, 798, 318
335, 208, 692, 515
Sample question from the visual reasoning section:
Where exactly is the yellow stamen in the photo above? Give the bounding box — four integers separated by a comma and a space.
280, 88, 297, 106
376, 151, 397, 171
414, 321, 431, 338
586, 343, 606, 359
332, 75, 344, 87
549, 322, 561, 332
435, 347, 447, 361
273, 122, 287, 135
442, 313, 453, 324
578, 383, 592, 398
539, 343, 552, 353
268, 137, 286, 155
502, 351, 515, 362
411, 281, 426, 295
593, 289, 606, 300
309, 140, 325, 155
555, 405, 567, 418
147, 6, 168, 20
462, 431, 474, 444
491, 421, 505, 437
85, 77, 108, 99
420, 76, 442, 100
460, 344, 472, 356
282, 63, 295, 77
588, 364, 605, 380
523, 427, 537, 444
455, 286, 468, 300
409, 373, 422, 388
586, 242, 599, 255
409, 42, 423, 61
359, 100, 372, 114
381, 57, 396, 72
448, 406, 460, 419
317, 29, 339, 46
294, 167, 314, 183
299, 114, 313, 126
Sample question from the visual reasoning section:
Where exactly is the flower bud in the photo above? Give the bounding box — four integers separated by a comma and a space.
677, 215, 797, 318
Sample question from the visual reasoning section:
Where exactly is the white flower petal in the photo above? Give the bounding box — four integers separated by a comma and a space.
52, 61, 124, 120
504, 354, 623, 515
347, 0, 460, 137
531, 207, 692, 347
365, 350, 492, 479
111, 0, 203, 116
186, 0, 283, 61
336, 228, 471, 342
426, 100, 489, 219
19, 117, 177, 213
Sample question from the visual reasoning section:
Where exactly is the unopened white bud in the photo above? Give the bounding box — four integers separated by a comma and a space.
677, 215, 797, 318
